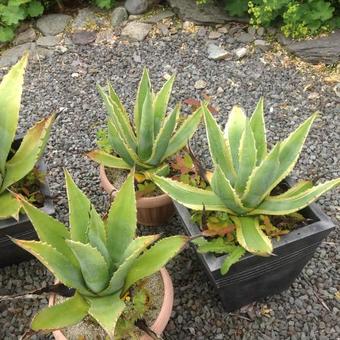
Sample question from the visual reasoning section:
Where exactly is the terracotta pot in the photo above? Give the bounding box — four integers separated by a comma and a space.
50, 268, 174, 340
99, 165, 175, 226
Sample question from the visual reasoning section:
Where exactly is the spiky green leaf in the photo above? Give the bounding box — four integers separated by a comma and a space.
203, 105, 236, 184
100, 235, 160, 296
147, 163, 170, 176
87, 150, 132, 170
224, 105, 247, 171
19, 198, 78, 266
271, 180, 313, 199
66, 240, 110, 293
107, 119, 136, 166
147, 104, 180, 166
88, 206, 106, 243
107, 83, 136, 148
234, 120, 257, 194
134, 68, 151, 134
151, 174, 231, 212
245, 114, 317, 207
65, 170, 91, 243
211, 165, 247, 214
106, 171, 136, 265
123, 235, 187, 292
0, 191, 21, 220
98, 85, 136, 150
88, 206, 111, 266
107, 83, 126, 115
31, 293, 89, 331
231, 216, 273, 255
250, 178, 340, 215
1, 114, 55, 192
0, 54, 28, 176
137, 90, 154, 161
108, 102, 136, 150
12, 240, 92, 295
87, 293, 125, 338
272, 114, 317, 189
121, 235, 160, 261
249, 97, 267, 164
162, 106, 202, 161
154, 75, 175, 135
241, 143, 281, 208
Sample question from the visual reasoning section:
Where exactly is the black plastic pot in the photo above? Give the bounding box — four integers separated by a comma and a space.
174, 183, 335, 312
0, 138, 55, 268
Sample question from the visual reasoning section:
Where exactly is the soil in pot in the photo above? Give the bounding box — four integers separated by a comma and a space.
106, 168, 164, 199
105, 167, 128, 194
192, 208, 310, 238
55, 272, 164, 340
10, 166, 46, 208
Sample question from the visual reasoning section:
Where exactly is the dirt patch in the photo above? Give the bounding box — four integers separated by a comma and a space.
56, 271, 164, 339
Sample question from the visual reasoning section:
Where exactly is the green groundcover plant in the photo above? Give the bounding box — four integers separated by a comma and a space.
198, 0, 340, 39
150, 99, 340, 274
0, 0, 116, 42
13, 170, 187, 338
0, 0, 44, 42
0, 53, 55, 220
88, 69, 202, 179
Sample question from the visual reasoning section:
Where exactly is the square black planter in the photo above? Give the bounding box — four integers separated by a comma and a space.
0, 138, 55, 268
174, 189, 335, 312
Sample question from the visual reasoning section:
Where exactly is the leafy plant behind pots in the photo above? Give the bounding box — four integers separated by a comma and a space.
0, 53, 55, 220
13, 170, 187, 338
150, 99, 340, 274
87, 69, 202, 179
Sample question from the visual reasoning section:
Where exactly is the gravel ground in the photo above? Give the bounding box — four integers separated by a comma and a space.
0, 29, 339, 340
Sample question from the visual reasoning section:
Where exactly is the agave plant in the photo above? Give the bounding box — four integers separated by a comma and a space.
13, 170, 187, 338
150, 99, 340, 257
0, 53, 55, 220
87, 69, 202, 176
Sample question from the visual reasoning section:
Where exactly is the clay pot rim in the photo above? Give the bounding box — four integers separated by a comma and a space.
99, 165, 173, 209
49, 268, 174, 340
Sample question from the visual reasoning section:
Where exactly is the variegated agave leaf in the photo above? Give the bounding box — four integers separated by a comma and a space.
0, 53, 28, 176
151, 100, 340, 257
13, 170, 187, 338
88, 70, 202, 174
0, 54, 55, 219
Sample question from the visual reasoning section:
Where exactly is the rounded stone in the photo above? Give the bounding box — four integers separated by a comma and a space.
13, 28, 37, 46
125, 0, 158, 15
121, 22, 152, 41
36, 14, 72, 36
111, 6, 128, 27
